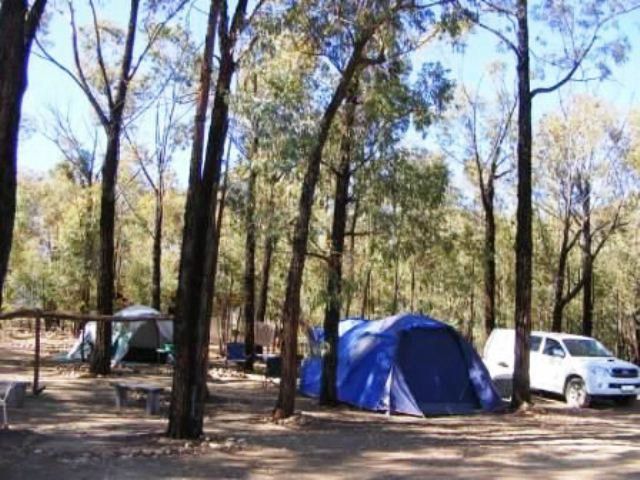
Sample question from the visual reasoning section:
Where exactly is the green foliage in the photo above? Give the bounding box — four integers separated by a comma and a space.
7, 0, 640, 364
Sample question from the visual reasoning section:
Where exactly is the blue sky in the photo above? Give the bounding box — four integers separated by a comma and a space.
18, 3, 640, 188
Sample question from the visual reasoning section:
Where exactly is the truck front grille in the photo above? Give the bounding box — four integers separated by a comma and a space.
611, 368, 639, 378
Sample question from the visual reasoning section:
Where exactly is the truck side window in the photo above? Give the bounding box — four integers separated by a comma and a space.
530, 335, 542, 352
542, 338, 564, 357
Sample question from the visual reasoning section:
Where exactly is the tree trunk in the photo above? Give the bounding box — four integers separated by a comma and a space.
168, 0, 246, 439
512, 0, 533, 408
360, 268, 371, 319
468, 259, 475, 343
168, 0, 219, 440
482, 180, 496, 336
551, 214, 571, 332
91, 0, 140, 375
214, 144, 231, 276
320, 82, 357, 406
344, 198, 359, 317
0, 0, 47, 309
392, 255, 400, 313
274, 34, 372, 419
213, 144, 230, 351
635, 313, 640, 366
151, 188, 163, 311
410, 266, 415, 312
581, 179, 593, 337
243, 165, 257, 371
80, 188, 95, 314
256, 233, 276, 325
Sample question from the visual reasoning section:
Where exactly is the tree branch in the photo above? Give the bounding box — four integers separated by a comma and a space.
88, 0, 114, 110
34, 37, 109, 127
530, 4, 640, 98
24, 0, 48, 51
127, 0, 191, 81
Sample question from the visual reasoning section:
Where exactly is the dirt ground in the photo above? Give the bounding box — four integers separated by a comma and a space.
1, 330, 639, 480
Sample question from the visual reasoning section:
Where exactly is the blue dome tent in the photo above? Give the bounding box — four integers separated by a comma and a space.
299, 313, 502, 415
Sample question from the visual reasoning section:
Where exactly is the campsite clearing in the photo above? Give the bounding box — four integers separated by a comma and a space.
1, 334, 639, 479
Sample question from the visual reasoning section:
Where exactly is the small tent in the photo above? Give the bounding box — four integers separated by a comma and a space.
299, 313, 502, 415
67, 305, 172, 365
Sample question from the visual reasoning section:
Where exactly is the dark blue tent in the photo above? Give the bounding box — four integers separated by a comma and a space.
299, 313, 502, 415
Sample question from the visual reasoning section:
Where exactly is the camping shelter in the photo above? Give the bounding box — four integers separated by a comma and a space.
299, 313, 502, 415
67, 305, 172, 365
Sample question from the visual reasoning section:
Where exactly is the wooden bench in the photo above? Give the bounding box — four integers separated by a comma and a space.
112, 383, 164, 415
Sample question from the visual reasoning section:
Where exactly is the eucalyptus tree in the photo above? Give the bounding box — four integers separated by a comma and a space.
457, 0, 640, 407
124, 21, 196, 312
0, 0, 47, 309
45, 111, 100, 314
561, 97, 630, 336
444, 75, 515, 338
535, 124, 581, 333
534, 97, 633, 335
232, 24, 320, 367
274, 0, 461, 420
168, 0, 269, 439
319, 58, 453, 405
37, 0, 189, 374
125, 99, 189, 311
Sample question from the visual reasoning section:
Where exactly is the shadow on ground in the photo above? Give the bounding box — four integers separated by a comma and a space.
1, 340, 639, 479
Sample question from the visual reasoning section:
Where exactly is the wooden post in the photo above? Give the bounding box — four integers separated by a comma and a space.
33, 316, 41, 395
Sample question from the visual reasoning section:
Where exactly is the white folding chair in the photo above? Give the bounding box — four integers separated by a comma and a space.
0, 382, 14, 428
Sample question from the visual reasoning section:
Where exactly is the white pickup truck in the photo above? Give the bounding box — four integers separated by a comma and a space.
484, 329, 640, 407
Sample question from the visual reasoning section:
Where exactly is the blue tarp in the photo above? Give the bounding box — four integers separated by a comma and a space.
299, 313, 502, 415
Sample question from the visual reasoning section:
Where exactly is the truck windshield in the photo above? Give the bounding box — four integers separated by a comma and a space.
562, 339, 612, 357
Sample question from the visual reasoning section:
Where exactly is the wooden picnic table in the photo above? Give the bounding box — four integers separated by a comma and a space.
111, 383, 164, 415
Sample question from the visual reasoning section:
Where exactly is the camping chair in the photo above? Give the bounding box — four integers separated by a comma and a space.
225, 342, 247, 368
1, 382, 14, 429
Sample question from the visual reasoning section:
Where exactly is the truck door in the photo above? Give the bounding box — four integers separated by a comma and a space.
528, 335, 544, 389
539, 338, 566, 394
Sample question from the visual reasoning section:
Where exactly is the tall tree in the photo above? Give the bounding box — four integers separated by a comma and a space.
255, 186, 278, 327
273, 0, 454, 419
460, 0, 640, 407
319, 81, 358, 406
317, 52, 452, 405
46, 111, 99, 314
450, 80, 514, 338
38, 0, 188, 374
127, 87, 189, 311
242, 160, 258, 371
168, 0, 260, 439
0, 0, 47, 309
536, 97, 630, 333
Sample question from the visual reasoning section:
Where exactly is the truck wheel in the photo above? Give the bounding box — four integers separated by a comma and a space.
564, 377, 590, 408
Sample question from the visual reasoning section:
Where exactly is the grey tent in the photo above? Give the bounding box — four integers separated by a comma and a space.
67, 305, 172, 365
